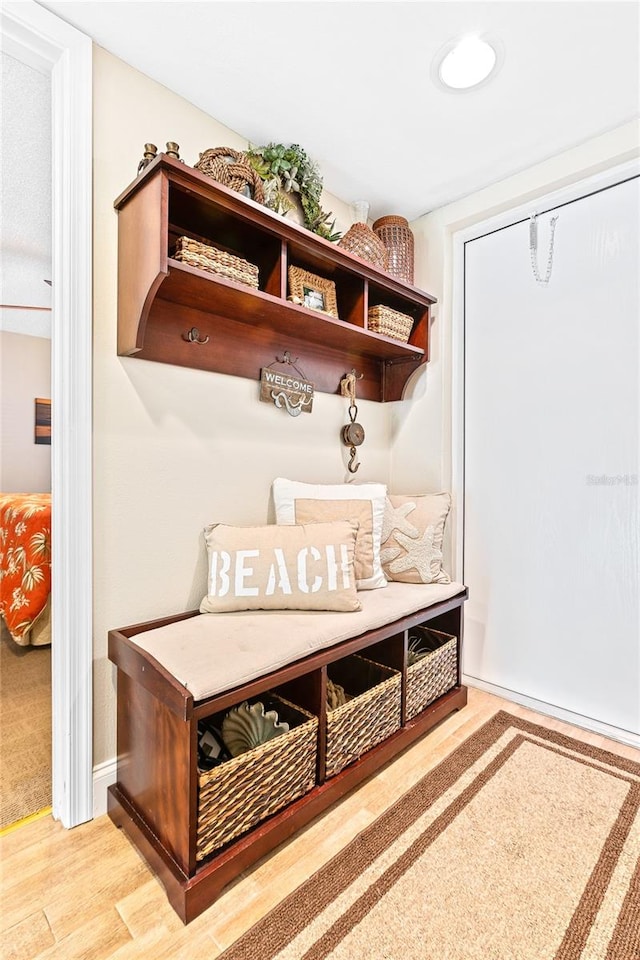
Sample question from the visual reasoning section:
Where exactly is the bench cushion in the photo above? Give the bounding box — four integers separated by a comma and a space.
130, 581, 466, 702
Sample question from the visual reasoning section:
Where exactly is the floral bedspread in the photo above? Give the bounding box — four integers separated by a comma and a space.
0, 494, 51, 645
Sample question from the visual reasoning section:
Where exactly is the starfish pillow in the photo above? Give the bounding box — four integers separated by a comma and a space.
380, 493, 452, 584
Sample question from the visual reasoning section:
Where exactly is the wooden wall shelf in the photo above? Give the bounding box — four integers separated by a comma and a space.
114, 156, 437, 402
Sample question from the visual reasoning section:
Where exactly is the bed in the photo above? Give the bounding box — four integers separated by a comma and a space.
0, 493, 52, 647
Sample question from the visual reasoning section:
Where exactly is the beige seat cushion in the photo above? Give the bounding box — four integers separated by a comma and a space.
131, 580, 466, 702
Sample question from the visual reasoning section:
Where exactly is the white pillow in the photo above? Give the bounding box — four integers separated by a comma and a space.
272, 479, 388, 590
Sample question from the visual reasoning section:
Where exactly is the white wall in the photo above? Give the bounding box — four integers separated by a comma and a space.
0, 51, 51, 494
0, 332, 51, 492
0, 51, 52, 328
92, 48, 391, 765
392, 120, 640, 577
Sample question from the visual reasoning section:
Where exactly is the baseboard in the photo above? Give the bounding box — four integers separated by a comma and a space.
93, 757, 117, 817
464, 675, 640, 749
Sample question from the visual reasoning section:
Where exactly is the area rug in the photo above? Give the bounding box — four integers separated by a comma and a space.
222, 711, 640, 960
0, 623, 51, 828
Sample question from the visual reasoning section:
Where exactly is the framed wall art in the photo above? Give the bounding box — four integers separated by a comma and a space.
35, 398, 51, 445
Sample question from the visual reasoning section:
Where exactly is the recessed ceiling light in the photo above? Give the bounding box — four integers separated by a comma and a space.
432, 35, 503, 92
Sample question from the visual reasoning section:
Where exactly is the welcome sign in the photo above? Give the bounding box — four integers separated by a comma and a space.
260, 367, 315, 416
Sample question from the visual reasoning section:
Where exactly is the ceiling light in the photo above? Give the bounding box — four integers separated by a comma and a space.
432, 35, 502, 92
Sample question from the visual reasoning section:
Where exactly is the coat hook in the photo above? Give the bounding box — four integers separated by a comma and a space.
182, 327, 209, 344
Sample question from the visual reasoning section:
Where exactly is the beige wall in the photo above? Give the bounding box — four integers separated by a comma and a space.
92, 48, 390, 764
92, 45, 639, 768
390, 120, 640, 573
0, 331, 51, 493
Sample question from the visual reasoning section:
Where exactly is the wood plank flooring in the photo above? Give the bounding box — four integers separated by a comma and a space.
1, 688, 638, 960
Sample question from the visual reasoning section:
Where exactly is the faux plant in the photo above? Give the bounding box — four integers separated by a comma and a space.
408, 635, 429, 666
245, 142, 341, 242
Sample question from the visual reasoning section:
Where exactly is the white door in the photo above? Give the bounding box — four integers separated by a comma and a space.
463, 174, 639, 739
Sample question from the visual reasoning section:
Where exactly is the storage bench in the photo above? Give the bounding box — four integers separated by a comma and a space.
108, 581, 468, 923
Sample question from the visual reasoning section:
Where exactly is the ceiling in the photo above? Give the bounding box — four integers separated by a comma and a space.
39, 1, 639, 221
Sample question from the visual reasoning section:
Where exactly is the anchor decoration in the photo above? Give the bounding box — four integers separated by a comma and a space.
260, 352, 314, 417
271, 390, 312, 417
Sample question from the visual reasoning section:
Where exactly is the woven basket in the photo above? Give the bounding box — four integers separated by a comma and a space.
338, 223, 388, 270
373, 215, 415, 284
173, 236, 259, 289
325, 655, 401, 778
197, 694, 317, 860
406, 628, 458, 722
194, 147, 264, 204
368, 304, 414, 343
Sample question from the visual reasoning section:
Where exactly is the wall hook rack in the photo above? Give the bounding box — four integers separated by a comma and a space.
182, 327, 209, 345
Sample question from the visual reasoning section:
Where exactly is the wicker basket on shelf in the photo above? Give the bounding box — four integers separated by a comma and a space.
373, 215, 415, 284
325, 655, 401, 778
406, 628, 458, 722
368, 304, 414, 343
173, 236, 259, 289
196, 694, 317, 860
338, 222, 389, 270
194, 147, 264, 204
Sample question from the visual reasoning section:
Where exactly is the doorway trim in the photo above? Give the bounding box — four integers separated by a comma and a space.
2, 2, 93, 826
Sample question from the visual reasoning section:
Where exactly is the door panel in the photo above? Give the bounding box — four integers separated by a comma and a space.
464, 176, 639, 734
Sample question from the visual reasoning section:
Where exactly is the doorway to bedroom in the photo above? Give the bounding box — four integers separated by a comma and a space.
0, 49, 53, 829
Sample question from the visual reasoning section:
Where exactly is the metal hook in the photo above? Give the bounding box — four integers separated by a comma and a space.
276, 350, 297, 366
182, 327, 209, 344
350, 369, 364, 381
347, 446, 360, 473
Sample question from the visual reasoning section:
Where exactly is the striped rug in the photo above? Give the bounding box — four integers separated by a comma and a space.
222, 711, 640, 960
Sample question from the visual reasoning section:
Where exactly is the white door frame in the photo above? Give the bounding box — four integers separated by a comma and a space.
451, 158, 640, 744
1, 2, 93, 826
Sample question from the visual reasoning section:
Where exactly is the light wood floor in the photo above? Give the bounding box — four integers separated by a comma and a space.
2, 688, 638, 960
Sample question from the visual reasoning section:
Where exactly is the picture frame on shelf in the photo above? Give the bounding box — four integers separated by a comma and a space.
288, 266, 339, 319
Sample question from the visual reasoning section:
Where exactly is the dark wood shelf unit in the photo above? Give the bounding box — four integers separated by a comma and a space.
115, 155, 437, 402
108, 589, 468, 923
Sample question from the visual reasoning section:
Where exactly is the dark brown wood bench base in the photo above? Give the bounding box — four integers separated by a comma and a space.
108, 590, 468, 923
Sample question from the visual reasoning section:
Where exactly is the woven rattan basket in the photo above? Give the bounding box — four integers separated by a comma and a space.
194, 147, 265, 204
338, 223, 388, 270
196, 694, 317, 860
368, 304, 414, 343
373, 215, 414, 284
173, 236, 259, 289
325, 655, 401, 778
406, 628, 458, 722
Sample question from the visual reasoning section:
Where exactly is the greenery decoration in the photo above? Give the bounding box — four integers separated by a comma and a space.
245, 143, 341, 242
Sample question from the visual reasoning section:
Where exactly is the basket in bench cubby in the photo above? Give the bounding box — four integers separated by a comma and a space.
406, 627, 458, 722
325, 654, 402, 778
197, 693, 317, 860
